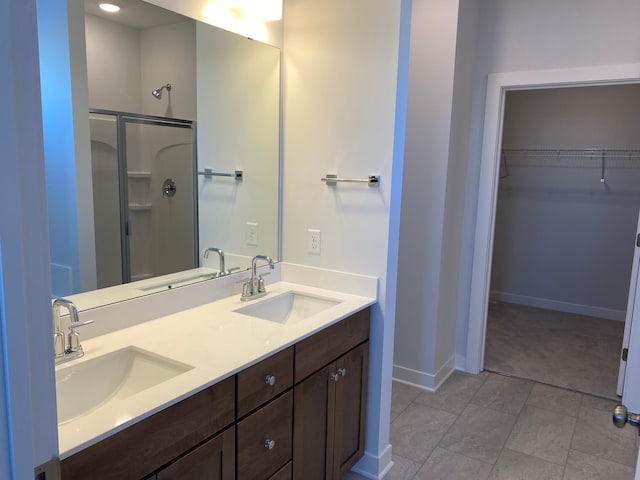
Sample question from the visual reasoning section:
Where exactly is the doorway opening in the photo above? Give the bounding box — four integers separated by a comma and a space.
482, 85, 640, 399
466, 65, 640, 402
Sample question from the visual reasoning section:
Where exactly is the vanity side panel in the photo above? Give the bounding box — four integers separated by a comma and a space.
294, 307, 370, 383
60, 376, 235, 480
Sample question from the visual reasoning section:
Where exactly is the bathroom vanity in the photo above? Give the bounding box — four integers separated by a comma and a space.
56, 276, 374, 480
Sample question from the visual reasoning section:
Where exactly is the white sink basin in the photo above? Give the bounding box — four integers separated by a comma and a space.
234, 291, 342, 324
55, 346, 193, 424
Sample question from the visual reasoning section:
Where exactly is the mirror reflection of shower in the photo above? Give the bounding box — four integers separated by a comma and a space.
88, 110, 197, 289
152, 83, 172, 116
152, 83, 171, 99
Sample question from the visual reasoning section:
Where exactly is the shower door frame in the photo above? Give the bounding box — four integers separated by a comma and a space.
90, 109, 199, 284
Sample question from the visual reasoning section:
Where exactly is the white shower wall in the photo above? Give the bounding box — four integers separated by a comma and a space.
491, 85, 640, 320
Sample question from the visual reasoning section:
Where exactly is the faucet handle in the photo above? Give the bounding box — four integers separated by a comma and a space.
67, 320, 94, 352
68, 320, 94, 330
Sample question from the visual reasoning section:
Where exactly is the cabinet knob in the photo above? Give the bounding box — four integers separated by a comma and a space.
329, 373, 340, 382
265, 375, 277, 386
264, 439, 276, 450
338, 368, 347, 377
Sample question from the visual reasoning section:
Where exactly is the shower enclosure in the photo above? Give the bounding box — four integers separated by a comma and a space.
89, 110, 197, 288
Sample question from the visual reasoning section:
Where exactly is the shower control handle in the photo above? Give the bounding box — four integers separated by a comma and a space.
162, 178, 177, 197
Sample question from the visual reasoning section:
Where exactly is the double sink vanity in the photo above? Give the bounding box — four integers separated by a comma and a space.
54, 263, 377, 480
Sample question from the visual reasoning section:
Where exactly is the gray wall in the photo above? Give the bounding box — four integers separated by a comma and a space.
394, 0, 640, 383
490, 85, 640, 320
455, 0, 640, 360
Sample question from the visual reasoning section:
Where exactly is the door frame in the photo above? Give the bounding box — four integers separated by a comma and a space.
465, 63, 640, 374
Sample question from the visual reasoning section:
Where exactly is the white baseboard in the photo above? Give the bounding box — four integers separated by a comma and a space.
392, 355, 456, 391
351, 444, 393, 480
490, 291, 625, 322
455, 353, 467, 371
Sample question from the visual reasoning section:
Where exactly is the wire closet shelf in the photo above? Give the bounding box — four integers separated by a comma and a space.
499, 148, 640, 183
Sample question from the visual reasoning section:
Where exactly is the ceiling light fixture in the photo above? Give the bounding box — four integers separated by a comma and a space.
99, 3, 121, 13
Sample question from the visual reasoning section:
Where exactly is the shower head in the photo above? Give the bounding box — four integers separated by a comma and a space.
152, 83, 172, 99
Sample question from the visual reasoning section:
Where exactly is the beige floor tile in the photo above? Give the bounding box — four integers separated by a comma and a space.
471, 373, 533, 416
488, 448, 564, 480
414, 371, 487, 415
563, 449, 634, 480
581, 394, 618, 412
414, 448, 492, 480
505, 405, 576, 465
525, 383, 582, 417
571, 406, 637, 467
392, 381, 424, 414
438, 403, 516, 464
390, 403, 457, 463
385, 455, 421, 480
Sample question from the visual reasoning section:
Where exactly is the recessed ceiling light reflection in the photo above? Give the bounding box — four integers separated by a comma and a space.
99, 3, 121, 13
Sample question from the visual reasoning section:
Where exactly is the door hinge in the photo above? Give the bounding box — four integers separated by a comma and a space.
34, 458, 60, 480
623, 348, 629, 362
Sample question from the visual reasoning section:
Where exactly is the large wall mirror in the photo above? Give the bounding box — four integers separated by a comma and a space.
47, 0, 280, 310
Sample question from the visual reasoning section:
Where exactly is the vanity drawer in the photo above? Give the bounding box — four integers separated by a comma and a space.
294, 307, 370, 383
237, 390, 293, 480
61, 376, 235, 480
237, 346, 293, 418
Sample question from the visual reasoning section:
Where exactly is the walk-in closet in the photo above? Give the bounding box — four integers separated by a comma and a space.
484, 84, 640, 400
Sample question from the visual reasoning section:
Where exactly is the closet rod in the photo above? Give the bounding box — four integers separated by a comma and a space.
502, 148, 640, 159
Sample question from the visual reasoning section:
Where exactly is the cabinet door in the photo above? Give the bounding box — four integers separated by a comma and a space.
333, 342, 369, 479
157, 427, 235, 480
293, 364, 335, 480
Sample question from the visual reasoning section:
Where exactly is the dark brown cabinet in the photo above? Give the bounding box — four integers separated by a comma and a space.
60, 307, 369, 480
156, 427, 235, 480
293, 309, 370, 480
60, 376, 235, 480
237, 390, 293, 480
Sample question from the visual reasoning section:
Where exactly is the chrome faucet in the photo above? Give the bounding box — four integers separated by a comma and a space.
241, 255, 275, 301
203, 247, 240, 277
204, 247, 225, 274
52, 298, 93, 365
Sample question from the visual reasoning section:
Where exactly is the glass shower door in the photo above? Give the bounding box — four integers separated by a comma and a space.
122, 116, 197, 282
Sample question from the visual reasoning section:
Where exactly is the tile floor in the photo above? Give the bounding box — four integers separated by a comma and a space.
343, 372, 638, 480
485, 301, 624, 400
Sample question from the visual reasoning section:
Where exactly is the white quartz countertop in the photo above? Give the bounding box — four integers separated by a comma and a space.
57, 280, 376, 458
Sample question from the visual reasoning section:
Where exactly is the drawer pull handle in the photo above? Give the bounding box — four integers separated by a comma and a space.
329, 373, 340, 382
338, 368, 347, 377
265, 375, 277, 386
264, 439, 276, 450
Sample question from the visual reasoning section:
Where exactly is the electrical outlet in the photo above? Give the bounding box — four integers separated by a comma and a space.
246, 222, 258, 246
308, 229, 321, 254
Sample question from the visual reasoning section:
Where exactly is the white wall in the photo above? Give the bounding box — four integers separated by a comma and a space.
4, 0, 59, 475
282, 0, 410, 476
394, 0, 466, 388
197, 24, 280, 264
85, 14, 142, 113
455, 0, 640, 361
490, 85, 640, 319
140, 20, 197, 119
144, 0, 283, 48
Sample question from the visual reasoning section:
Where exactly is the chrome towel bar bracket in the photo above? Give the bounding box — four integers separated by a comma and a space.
321, 174, 380, 187
198, 168, 243, 180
